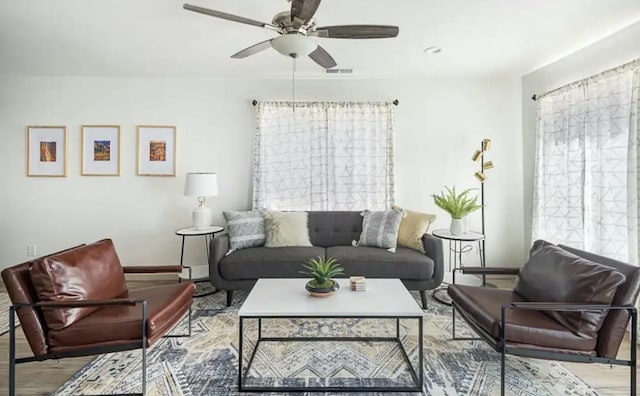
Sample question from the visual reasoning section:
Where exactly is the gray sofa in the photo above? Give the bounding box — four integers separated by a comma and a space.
209, 211, 444, 308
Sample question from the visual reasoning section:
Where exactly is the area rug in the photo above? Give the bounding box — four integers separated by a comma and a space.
53, 291, 599, 396
0, 292, 20, 336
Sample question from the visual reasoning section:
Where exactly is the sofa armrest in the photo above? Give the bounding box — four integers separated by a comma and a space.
422, 234, 444, 287
209, 234, 230, 286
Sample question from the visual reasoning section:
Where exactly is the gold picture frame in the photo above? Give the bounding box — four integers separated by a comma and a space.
137, 125, 176, 176
81, 125, 121, 176
27, 126, 67, 177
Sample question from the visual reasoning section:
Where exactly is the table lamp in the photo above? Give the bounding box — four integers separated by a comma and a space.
184, 172, 218, 230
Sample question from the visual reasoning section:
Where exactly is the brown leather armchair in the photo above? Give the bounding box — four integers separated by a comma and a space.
448, 240, 640, 396
1, 239, 196, 396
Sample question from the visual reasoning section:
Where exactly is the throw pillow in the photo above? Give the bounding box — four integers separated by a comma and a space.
355, 209, 403, 252
223, 210, 266, 251
392, 205, 436, 253
514, 240, 626, 338
264, 211, 313, 247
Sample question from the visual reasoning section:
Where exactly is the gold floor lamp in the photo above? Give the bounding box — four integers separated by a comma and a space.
471, 138, 494, 269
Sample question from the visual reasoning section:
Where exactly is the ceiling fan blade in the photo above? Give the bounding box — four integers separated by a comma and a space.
231, 39, 273, 59
309, 45, 337, 69
313, 25, 399, 39
183, 4, 274, 29
291, 0, 321, 28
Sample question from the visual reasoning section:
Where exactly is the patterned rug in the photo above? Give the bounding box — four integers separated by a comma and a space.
0, 292, 20, 336
53, 291, 599, 396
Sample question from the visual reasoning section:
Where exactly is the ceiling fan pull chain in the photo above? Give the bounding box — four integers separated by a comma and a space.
292, 55, 297, 112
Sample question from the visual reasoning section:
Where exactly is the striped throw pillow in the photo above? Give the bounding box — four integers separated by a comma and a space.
355, 209, 403, 252
223, 210, 266, 251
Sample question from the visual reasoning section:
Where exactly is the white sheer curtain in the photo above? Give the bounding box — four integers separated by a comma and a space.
253, 101, 395, 211
532, 61, 640, 263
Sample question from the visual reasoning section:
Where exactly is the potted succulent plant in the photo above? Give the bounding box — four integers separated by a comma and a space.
432, 186, 482, 235
300, 256, 344, 297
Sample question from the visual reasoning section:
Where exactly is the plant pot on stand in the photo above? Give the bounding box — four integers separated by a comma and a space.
433, 186, 481, 236
450, 218, 464, 236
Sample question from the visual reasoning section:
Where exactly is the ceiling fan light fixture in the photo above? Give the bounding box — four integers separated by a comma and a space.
271, 34, 318, 57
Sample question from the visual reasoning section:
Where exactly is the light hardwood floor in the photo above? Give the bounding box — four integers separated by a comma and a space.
0, 278, 637, 395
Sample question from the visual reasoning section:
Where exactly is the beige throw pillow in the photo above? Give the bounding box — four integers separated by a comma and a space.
393, 205, 436, 253
264, 211, 313, 247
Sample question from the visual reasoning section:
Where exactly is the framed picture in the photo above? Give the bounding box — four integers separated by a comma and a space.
137, 125, 176, 176
81, 125, 120, 176
27, 126, 67, 177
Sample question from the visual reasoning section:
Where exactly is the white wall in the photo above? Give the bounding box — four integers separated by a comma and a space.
0, 75, 524, 273
522, 21, 640, 255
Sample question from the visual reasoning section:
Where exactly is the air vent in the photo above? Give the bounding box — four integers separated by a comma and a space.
325, 68, 353, 74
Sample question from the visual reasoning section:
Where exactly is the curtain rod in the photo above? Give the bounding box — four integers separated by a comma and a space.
531, 58, 640, 101
252, 99, 399, 106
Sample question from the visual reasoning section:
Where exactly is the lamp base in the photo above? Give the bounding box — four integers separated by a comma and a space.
192, 206, 212, 230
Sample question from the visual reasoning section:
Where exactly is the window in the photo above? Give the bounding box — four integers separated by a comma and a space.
253, 101, 395, 211
532, 61, 639, 263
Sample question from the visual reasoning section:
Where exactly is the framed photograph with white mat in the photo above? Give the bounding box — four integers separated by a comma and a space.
27, 126, 67, 177
137, 125, 176, 176
81, 125, 120, 176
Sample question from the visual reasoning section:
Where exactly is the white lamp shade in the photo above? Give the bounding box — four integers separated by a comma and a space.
271, 34, 318, 57
184, 172, 218, 197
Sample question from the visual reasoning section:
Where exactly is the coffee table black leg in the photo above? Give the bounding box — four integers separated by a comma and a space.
238, 316, 244, 391
418, 316, 423, 387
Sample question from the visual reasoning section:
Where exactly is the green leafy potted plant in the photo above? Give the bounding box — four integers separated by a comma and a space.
432, 186, 482, 235
300, 256, 344, 297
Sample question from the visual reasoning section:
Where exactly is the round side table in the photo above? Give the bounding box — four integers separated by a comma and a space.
176, 225, 224, 297
431, 228, 485, 305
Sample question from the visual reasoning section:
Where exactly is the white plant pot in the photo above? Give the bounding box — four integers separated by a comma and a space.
450, 218, 464, 236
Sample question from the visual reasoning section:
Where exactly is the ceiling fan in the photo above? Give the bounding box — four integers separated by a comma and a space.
183, 0, 399, 69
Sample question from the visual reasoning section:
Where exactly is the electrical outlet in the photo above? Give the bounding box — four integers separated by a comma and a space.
27, 245, 37, 257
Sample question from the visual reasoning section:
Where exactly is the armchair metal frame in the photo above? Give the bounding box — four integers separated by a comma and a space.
499, 303, 637, 396
450, 266, 638, 396
7, 265, 193, 396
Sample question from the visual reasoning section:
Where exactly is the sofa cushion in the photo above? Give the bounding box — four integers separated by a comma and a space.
448, 284, 597, 351
223, 210, 266, 251
393, 205, 436, 253
356, 209, 403, 251
220, 247, 325, 280
326, 246, 434, 279
264, 211, 312, 247
29, 239, 127, 330
514, 240, 626, 338
307, 211, 363, 247
48, 282, 195, 351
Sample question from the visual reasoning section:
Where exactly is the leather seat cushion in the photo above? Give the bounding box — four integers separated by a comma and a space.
514, 240, 626, 338
220, 247, 326, 280
30, 239, 128, 330
48, 282, 195, 352
449, 284, 597, 351
326, 246, 434, 279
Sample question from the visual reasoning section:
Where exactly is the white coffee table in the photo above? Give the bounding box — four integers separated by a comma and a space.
238, 278, 424, 393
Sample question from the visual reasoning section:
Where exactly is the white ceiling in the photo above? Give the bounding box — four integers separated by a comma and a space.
2, 0, 640, 78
